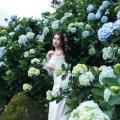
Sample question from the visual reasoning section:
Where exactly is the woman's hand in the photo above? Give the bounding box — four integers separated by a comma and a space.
46, 50, 54, 61
47, 64, 55, 72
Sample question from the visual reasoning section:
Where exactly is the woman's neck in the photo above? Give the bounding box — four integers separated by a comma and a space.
55, 47, 63, 51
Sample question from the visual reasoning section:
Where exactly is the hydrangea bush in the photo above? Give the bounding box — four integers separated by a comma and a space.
0, 0, 120, 119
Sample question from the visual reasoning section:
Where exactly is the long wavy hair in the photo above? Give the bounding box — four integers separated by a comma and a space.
52, 31, 66, 55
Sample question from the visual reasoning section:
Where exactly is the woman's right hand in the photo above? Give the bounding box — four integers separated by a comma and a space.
46, 50, 54, 60
47, 50, 54, 56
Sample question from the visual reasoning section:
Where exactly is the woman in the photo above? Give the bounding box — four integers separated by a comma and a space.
45, 31, 71, 120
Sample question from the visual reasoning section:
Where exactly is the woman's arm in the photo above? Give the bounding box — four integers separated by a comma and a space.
46, 63, 55, 71
46, 50, 54, 61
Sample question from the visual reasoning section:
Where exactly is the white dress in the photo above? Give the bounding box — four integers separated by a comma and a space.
46, 54, 71, 120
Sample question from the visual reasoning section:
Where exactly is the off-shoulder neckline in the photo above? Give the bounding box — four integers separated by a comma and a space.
51, 54, 65, 57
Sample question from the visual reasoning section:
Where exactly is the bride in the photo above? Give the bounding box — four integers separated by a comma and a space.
45, 31, 71, 120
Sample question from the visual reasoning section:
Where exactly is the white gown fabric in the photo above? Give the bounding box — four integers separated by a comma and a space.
46, 54, 71, 120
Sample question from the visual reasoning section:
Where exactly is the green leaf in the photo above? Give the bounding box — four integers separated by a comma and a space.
109, 94, 120, 105
61, 74, 67, 80
61, 64, 66, 71
91, 88, 104, 96
103, 78, 120, 86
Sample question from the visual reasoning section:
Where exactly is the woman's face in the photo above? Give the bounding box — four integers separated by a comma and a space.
52, 34, 62, 48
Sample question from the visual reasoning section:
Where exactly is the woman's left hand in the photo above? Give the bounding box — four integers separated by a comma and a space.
47, 64, 55, 72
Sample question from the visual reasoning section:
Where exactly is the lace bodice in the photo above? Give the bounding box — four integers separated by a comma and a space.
48, 54, 67, 68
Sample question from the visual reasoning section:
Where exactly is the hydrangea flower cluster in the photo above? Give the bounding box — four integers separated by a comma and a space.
69, 100, 110, 120
28, 67, 40, 77
18, 34, 28, 45
26, 27, 32, 32
10, 15, 17, 21
68, 23, 77, 33
0, 47, 6, 58
60, 12, 72, 23
79, 71, 95, 86
98, 22, 114, 41
46, 85, 60, 100
14, 25, 21, 32
26, 32, 35, 40
43, 27, 49, 35
43, 19, 49, 27
102, 46, 114, 60
0, 61, 6, 67
0, 36, 7, 44
72, 64, 88, 76
31, 58, 40, 64
104, 88, 112, 102
23, 49, 36, 58
23, 83, 32, 92
35, 34, 45, 41
9, 32, 15, 38
87, 1, 110, 23
99, 66, 116, 85
51, 20, 60, 30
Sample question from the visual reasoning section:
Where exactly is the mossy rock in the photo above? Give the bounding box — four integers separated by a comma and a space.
0, 92, 47, 120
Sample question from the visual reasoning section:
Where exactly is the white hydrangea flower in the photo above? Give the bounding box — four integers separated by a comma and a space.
99, 65, 107, 71
43, 27, 49, 35
60, 13, 72, 23
52, 85, 60, 97
24, 51, 29, 58
64, 12, 73, 17
69, 100, 110, 120
0, 36, 7, 44
28, 67, 40, 77
60, 16, 66, 23
46, 90, 53, 100
29, 48, 35, 55
99, 66, 116, 85
102, 47, 114, 60
117, 48, 120, 55
26, 32, 35, 40
104, 88, 112, 102
67, 23, 77, 33
23, 83, 32, 92
68, 27, 76, 33
69, 109, 79, 120
60, 73, 71, 90
9, 32, 15, 37
51, 20, 60, 30
0, 61, 6, 67
72, 64, 87, 76
31, 58, 40, 64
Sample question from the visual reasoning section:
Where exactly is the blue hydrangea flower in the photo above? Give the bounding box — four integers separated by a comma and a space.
26, 27, 32, 32
35, 34, 45, 41
98, 22, 114, 41
113, 20, 120, 30
51, 20, 60, 30
0, 47, 6, 58
87, 4, 94, 13
43, 19, 48, 27
95, 11, 102, 19
11, 15, 17, 21
117, 11, 120, 20
82, 30, 90, 39
14, 25, 21, 32
102, 1, 111, 9
87, 13, 95, 21
101, 16, 108, 23
99, 5, 106, 11
18, 35, 28, 45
